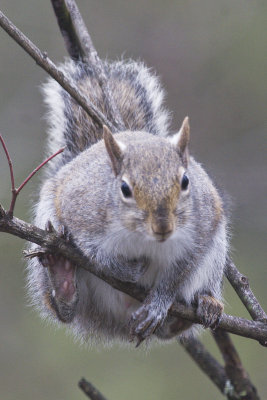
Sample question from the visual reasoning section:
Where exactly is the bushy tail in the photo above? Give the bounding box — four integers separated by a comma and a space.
43, 58, 171, 174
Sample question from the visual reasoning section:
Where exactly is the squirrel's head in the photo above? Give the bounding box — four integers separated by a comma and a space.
103, 117, 191, 242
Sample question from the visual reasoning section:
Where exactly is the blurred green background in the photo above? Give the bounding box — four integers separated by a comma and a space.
0, 1, 266, 399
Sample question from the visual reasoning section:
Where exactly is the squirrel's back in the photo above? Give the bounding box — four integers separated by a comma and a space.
43, 59, 171, 174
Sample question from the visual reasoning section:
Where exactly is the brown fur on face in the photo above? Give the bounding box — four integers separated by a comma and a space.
121, 137, 185, 236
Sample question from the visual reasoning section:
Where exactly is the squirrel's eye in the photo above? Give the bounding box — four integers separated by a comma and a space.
181, 174, 189, 190
121, 181, 132, 198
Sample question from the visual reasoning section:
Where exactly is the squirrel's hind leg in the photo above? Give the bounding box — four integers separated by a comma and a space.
40, 253, 78, 323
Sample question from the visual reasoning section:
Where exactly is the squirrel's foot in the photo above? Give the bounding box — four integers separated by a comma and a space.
197, 295, 224, 329
45, 220, 71, 242
39, 253, 78, 323
129, 302, 168, 347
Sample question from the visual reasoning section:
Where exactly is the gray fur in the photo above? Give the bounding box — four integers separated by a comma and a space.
27, 59, 228, 345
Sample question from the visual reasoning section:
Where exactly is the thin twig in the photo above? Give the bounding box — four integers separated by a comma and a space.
0, 9, 113, 131
78, 378, 108, 400
180, 337, 237, 399
50, 0, 125, 131
10, 147, 65, 217
16, 147, 65, 194
0, 134, 16, 216
0, 132, 64, 217
225, 258, 267, 324
213, 329, 260, 400
0, 208, 266, 344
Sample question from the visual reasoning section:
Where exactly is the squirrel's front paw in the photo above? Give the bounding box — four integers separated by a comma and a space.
197, 295, 224, 329
129, 303, 168, 346
39, 253, 78, 322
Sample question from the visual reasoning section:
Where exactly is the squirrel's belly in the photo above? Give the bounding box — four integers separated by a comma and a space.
87, 260, 162, 320
88, 274, 140, 319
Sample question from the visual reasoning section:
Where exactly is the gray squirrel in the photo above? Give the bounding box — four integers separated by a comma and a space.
27, 55, 228, 345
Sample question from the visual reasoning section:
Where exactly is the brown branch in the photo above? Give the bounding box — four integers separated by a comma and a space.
78, 378, 108, 400
0, 207, 266, 344
13, 148, 64, 216
0, 133, 64, 217
16, 147, 65, 194
50, 0, 125, 131
213, 329, 260, 400
0, 134, 16, 216
52, 0, 97, 64
225, 258, 267, 324
0, 9, 114, 131
50, 0, 85, 61
0, 5, 265, 400
180, 337, 237, 399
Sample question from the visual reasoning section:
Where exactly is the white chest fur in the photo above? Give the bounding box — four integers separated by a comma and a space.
99, 222, 196, 287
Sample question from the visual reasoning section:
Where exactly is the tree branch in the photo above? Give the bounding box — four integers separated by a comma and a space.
0, 206, 266, 345
50, 0, 86, 61
50, 0, 125, 131
180, 337, 237, 399
0, 132, 64, 217
213, 329, 260, 400
0, 134, 16, 216
0, 9, 114, 131
79, 378, 109, 400
225, 258, 267, 324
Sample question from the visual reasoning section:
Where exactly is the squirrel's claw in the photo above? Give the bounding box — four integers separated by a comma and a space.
45, 220, 71, 242
129, 303, 167, 345
197, 295, 224, 329
58, 224, 71, 242
45, 220, 56, 233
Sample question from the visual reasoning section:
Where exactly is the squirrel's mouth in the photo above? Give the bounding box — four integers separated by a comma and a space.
153, 230, 173, 242
150, 218, 174, 243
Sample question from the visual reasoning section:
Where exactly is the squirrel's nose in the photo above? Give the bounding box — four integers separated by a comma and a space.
151, 221, 174, 241
151, 205, 174, 241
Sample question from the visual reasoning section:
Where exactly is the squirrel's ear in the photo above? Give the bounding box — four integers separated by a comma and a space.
169, 116, 190, 168
103, 125, 124, 175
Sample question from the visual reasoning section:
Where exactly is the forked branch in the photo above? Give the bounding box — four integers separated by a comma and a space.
225, 258, 267, 325
213, 329, 260, 399
50, 0, 125, 131
0, 9, 113, 131
0, 133, 64, 217
181, 337, 236, 399
181, 331, 260, 400
0, 207, 266, 344
0, 4, 266, 400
